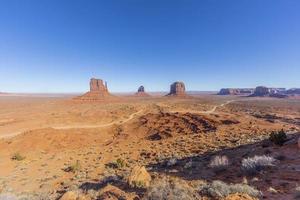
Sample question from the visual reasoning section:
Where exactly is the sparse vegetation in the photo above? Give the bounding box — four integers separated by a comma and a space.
294, 186, 300, 199
199, 180, 262, 199
106, 158, 127, 169
143, 177, 197, 200
167, 158, 177, 167
209, 155, 229, 172
241, 155, 276, 175
64, 160, 81, 173
269, 129, 287, 146
11, 152, 25, 161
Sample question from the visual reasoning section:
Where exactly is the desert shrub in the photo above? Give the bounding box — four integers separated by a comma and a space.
11, 152, 25, 161
199, 180, 261, 199
269, 129, 287, 146
167, 158, 177, 167
295, 186, 300, 199
143, 177, 198, 200
64, 160, 81, 173
115, 158, 126, 168
241, 155, 276, 175
106, 158, 126, 169
184, 160, 193, 169
209, 155, 229, 172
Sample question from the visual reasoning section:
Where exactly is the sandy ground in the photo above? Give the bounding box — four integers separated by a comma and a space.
0, 94, 299, 199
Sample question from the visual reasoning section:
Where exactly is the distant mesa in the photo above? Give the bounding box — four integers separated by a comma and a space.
135, 86, 150, 97
286, 88, 300, 96
218, 86, 291, 98
138, 86, 145, 93
218, 88, 254, 95
74, 78, 115, 101
251, 86, 287, 98
253, 86, 270, 96
167, 81, 186, 96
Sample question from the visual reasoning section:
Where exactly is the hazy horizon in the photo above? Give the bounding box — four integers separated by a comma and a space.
1, 0, 300, 93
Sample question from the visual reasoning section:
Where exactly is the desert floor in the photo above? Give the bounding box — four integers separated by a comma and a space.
0, 94, 299, 199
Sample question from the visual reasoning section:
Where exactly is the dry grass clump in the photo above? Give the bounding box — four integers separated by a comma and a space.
209, 155, 229, 172
143, 177, 198, 200
107, 158, 127, 169
199, 180, 261, 199
11, 152, 25, 161
241, 155, 276, 175
64, 160, 81, 173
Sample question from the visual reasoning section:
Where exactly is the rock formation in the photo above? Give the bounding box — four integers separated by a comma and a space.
251, 86, 287, 98
218, 88, 254, 95
286, 88, 300, 95
253, 86, 270, 96
90, 78, 108, 92
167, 81, 186, 96
135, 86, 150, 97
74, 78, 114, 101
138, 86, 145, 93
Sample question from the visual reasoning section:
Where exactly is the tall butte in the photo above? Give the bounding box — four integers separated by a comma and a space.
167, 81, 187, 96
75, 78, 114, 101
135, 86, 150, 97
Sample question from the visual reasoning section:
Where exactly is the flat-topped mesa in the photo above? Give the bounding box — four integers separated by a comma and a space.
251, 86, 287, 98
254, 86, 270, 96
218, 88, 254, 95
167, 81, 186, 96
75, 78, 114, 101
286, 88, 300, 95
135, 86, 150, 97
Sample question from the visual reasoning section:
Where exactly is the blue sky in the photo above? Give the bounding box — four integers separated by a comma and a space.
0, 0, 299, 93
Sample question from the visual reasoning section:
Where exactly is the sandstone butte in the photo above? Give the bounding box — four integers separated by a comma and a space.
166, 81, 187, 96
74, 78, 116, 101
135, 85, 150, 97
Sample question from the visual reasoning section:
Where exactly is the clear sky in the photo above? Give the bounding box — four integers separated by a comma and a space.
0, 0, 299, 93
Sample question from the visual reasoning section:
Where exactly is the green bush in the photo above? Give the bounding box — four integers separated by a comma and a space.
269, 129, 287, 146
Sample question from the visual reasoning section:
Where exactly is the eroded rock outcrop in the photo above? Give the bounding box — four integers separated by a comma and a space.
218, 88, 254, 95
286, 88, 300, 95
74, 78, 115, 101
135, 85, 150, 97
253, 86, 270, 96
167, 81, 186, 96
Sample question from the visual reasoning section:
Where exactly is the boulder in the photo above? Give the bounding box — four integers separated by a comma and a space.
59, 191, 91, 200
127, 166, 151, 188
98, 185, 136, 200
167, 81, 186, 96
59, 191, 78, 200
